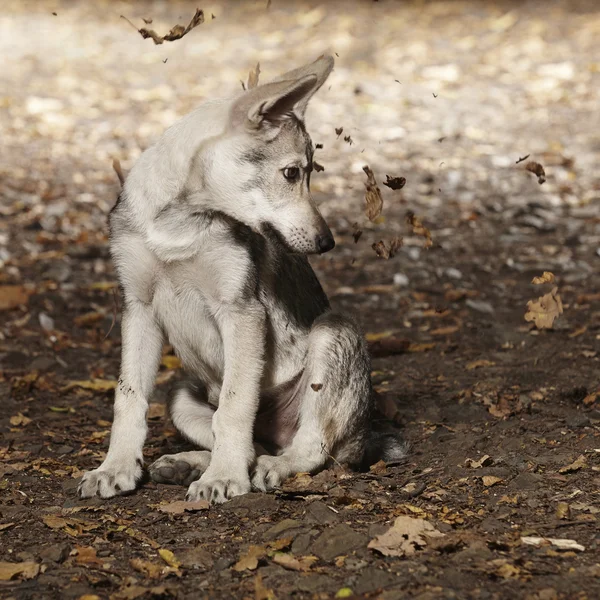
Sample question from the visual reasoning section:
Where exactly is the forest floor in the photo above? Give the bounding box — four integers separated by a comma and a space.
1, 1, 599, 598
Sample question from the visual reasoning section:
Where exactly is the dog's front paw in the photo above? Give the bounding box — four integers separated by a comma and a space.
186, 471, 251, 504
252, 455, 292, 492
78, 460, 143, 499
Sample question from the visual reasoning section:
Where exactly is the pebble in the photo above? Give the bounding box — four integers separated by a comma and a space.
393, 273, 409, 287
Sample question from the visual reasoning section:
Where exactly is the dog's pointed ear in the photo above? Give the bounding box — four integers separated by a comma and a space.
231, 54, 334, 129
269, 53, 334, 117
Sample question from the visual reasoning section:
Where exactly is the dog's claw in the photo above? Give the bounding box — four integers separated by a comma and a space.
186, 475, 251, 504
78, 462, 142, 499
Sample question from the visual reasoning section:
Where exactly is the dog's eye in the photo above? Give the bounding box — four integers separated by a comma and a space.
283, 167, 300, 182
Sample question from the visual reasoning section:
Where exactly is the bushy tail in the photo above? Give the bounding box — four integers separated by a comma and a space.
361, 430, 409, 469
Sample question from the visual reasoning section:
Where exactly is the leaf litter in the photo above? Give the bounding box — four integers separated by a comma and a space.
368, 516, 444, 557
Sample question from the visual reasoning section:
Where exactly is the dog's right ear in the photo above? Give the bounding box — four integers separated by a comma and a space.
230, 54, 334, 130
231, 75, 318, 130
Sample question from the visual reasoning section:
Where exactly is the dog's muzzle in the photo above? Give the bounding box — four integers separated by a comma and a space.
316, 232, 335, 254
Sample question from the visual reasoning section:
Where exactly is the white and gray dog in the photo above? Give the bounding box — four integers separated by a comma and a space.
78, 54, 406, 504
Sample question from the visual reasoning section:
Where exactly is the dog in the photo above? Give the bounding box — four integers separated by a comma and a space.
78, 54, 406, 504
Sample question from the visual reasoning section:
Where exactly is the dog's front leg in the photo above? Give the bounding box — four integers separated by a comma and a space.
78, 301, 163, 498
186, 303, 265, 504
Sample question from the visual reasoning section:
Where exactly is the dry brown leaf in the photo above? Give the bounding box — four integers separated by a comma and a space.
482, 476, 503, 487
0, 285, 31, 310
147, 402, 166, 420
363, 165, 383, 221
466, 360, 495, 371
532, 271, 555, 285
247, 62, 261, 89
335, 127, 343, 137
583, 392, 598, 406
9, 413, 32, 427
406, 212, 433, 248
272, 553, 318, 572
495, 562, 521, 579
310, 383, 323, 392
383, 175, 406, 190
430, 326, 459, 336
525, 161, 546, 184
556, 502, 570, 520
525, 287, 563, 329
408, 342, 436, 353
42, 515, 99, 537
0, 561, 40, 581
74, 311, 105, 327
559, 454, 586, 474
352, 223, 363, 243
368, 515, 444, 557
158, 500, 209, 515
121, 9, 204, 45
130, 558, 164, 579
0, 523, 15, 531
343, 134, 353, 145
254, 573, 276, 600
465, 455, 493, 469
74, 546, 104, 566
158, 548, 180, 569
61, 379, 117, 393
233, 545, 266, 571
372, 237, 403, 259
313, 161, 325, 172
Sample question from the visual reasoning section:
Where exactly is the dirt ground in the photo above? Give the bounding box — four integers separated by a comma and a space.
1, 0, 599, 598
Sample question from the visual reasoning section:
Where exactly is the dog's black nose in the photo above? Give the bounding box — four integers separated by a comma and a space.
316, 233, 335, 254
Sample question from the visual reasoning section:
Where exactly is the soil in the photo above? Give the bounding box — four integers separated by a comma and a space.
1, 1, 599, 599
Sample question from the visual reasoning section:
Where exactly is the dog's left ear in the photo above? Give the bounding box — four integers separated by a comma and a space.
231, 54, 334, 129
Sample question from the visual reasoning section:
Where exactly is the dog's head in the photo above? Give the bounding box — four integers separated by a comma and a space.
200, 55, 335, 254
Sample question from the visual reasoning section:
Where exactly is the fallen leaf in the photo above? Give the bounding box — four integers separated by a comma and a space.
254, 573, 275, 600
42, 515, 100, 537
495, 562, 521, 579
532, 271, 555, 285
383, 175, 406, 190
465, 455, 493, 469
310, 383, 323, 392
74, 311, 105, 327
247, 62, 261, 89
0, 523, 15, 531
406, 212, 432, 248
272, 553, 317, 572
9, 413, 32, 427
368, 515, 444, 556
0, 561, 40, 581
482, 476, 503, 487
61, 379, 117, 393
74, 546, 104, 566
430, 325, 459, 336
158, 548, 180, 569
161, 355, 181, 369
363, 166, 383, 222
466, 360, 495, 371
233, 545, 266, 571
583, 392, 598, 406
559, 455, 586, 474
556, 502, 570, 520
158, 500, 209, 515
130, 558, 175, 579
121, 9, 204, 45
147, 402, 166, 420
521, 536, 584, 552
526, 161, 546, 184
0, 285, 31, 310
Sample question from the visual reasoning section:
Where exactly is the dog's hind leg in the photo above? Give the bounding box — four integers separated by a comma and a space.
148, 381, 214, 486
252, 311, 374, 491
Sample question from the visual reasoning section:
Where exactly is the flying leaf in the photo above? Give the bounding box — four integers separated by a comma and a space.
383, 175, 406, 190
363, 166, 383, 222
406, 212, 432, 248
372, 238, 403, 259
525, 287, 563, 329
525, 161, 546, 184
247, 62, 261, 89
121, 9, 205, 45
368, 515, 444, 557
